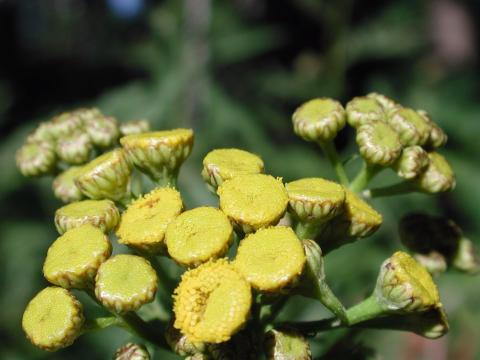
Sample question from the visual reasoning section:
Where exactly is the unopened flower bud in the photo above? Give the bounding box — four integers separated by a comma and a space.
415, 152, 455, 193
356, 121, 402, 166
218, 174, 288, 233
292, 98, 346, 142
201, 148, 264, 191
16, 140, 57, 177
43, 225, 112, 288
393, 145, 429, 180
49, 112, 83, 139
54, 199, 120, 234
76, 108, 120, 148
417, 110, 447, 148
114, 343, 150, 360
264, 328, 312, 360
95, 254, 158, 313
346, 96, 385, 127
343, 189, 383, 238
52, 166, 85, 203
27, 122, 55, 143
75, 149, 132, 201
166, 320, 206, 356
452, 237, 480, 274
414, 252, 447, 276
22, 287, 84, 351
120, 120, 151, 136
387, 107, 432, 146
366, 92, 398, 112
56, 131, 93, 165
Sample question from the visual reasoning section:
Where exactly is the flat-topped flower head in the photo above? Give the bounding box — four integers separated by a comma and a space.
114, 343, 151, 360
173, 259, 252, 343
201, 148, 264, 191
52, 166, 85, 203
120, 129, 194, 183
292, 98, 346, 142
342, 189, 383, 238
49, 112, 83, 139
285, 177, 346, 223
356, 121, 402, 166
95, 254, 158, 313
416, 152, 455, 193
54, 199, 120, 234
346, 96, 385, 127
166, 207, 233, 267
55, 131, 93, 165
16, 140, 57, 177
43, 224, 112, 288
77, 108, 120, 148
264, 329, 312, 360
116, 187, 183, 254
366, 92, 398, 113
387, 107, 432, 146
218, 174, 288, 233
22, 287, 84, 351
75, 149, 132, 201
393, 145, 430, 180
233, 226, 306, 293
375, 251, 441, 313
417, 110, 448, 149
120, 120, 151, 136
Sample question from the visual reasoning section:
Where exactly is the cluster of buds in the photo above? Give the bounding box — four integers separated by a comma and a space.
17, 95, 473, 358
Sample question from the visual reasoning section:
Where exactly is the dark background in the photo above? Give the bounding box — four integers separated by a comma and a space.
1, 0, 479, 359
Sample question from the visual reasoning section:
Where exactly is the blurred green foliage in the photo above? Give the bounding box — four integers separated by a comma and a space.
1, 0, 479, 359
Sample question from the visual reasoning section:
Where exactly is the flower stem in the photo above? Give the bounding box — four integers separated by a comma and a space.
349, 162, 381, 193
318, 141, 349, 186
82, 316, 124, 333
294, 221, 324, 240
367, 181, 416, 198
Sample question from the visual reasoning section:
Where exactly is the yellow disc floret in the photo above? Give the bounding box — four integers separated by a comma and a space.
218, 174, 288, 233
22, 287, 84, 351
116, 187, 183, 254
166, 207, 233, 267
173, 259, 252, 343
233, 226, 306, 292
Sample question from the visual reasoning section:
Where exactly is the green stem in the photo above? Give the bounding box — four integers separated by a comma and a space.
261, 296, 288, 327
345, 295, 384, 325
318, 141, 349, 186
349, 162, 381, 193
82, 316, 124, 333
312, 280, 348, 324
294, 221, 324, 240
367, 181, 417, 198
156, 169, 179, 189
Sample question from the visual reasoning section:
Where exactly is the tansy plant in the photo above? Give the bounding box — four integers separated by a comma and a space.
16, 99, 478, 359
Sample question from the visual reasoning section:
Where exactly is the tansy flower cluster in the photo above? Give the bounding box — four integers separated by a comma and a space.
17, 96, 478, 359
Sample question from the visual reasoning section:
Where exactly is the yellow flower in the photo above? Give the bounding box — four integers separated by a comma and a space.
233, 226, 306, 292
116, 187, 183, 254
416, 152, 455, 193
173, 259, 252, 343
52, 166, 85, 203
342, 189, 383, 238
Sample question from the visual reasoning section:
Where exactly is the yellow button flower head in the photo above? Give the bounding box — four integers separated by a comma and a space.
265, 329, 312, 360
417, 110, 448, 149
292, 98, 346, 142
43, 224, 112, 288
342, 189, 383, 238
218, 174, 288, 233
75, 149, 132, 202
95, 254, 158, 313
27, 121, 55, 143
120, 119, 151, 136
55, 131, 93, 165
16, 140, 57, 177
285, 178, 346, 223
415, 152, 455, 193
54, 199, 120, 234
120, 129, 194, 183
233, 226, 306, 292
52, 166, 85, 203
346, 96, 385, 127
116, 187, 183, 254
49, 112, 83, 139
393, 145, 430, 180
387, 107, 432, 146
366, 92, 398, 114
173, 259, 252, 343
201, 148, 264, 191
166, 207, 233, 267
22, 287, 84, 351
356, 121, 403, 166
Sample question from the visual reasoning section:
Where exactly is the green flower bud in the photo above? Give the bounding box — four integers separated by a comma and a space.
75, 149, 132, 201
366, 92, 398, 113
52, 166, 85, 203
43, 224, 112, 288
452, 237, 480, 274
343, 189, 383, 238
86, 116, 120, 148
16, 140, 57, 177
201, 148, 264, 191
55, 131, 93, 165
393, 145, 429, 180
165, 320, 206, 356
415, 152, 455, 193
27, 121, 55, 143
387, 107, 432, 146
50, 112, 84, 139
414, 252, 447, 276
346, 96, 385, 127
292, 98, 346, 142
356, 121, 402, 166
54, 199, 120, 234
120, 120, 151, 136
417, 110, 448, 149
114, 343, 151, 360
22, 287, 84, 351
120, 129, 194, 183
95, 254, 158, 313
264, 329, 312, 360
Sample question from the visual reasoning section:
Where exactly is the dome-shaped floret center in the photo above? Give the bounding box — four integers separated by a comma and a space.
120, 129, 193, 148
294, 98, 339, 122
57, 199, 116, 218
286, 178, 345, 203
203, 148, 264, 179
344, 190, 382, 224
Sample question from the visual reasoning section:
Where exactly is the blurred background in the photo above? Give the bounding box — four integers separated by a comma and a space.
1, 0, 479, 359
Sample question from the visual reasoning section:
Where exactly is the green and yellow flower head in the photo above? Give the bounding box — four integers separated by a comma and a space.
77, 108, 120, 148
54, 199, 120, 234
55, 131, 93, 165
95, 254, 158, 313
342, 189, 383, 238
114, 343, 151, 360
52, 166, 85, 203
387, 107, 432, 146
116, 187, 183, 254
233, 226, 306, 293
173, 259, 252, 344
218, 174, 288, 233
27, 121, 55, 143
393, 145, 430, 180
43, 224, 112, 289
166, 207, 233, 267
120, 120, 151, 136
16, 140, 57, 177
22, 287, 84, 351
49, 112, 83, 139
201, 148, 264, 191
285, 177, 346, 223
417, 110, 448, 149
264, 329, 312, 360
416, 152, 455, 193
346, 96, 385, 127
292, 98, 346, 142
366, 92, 398, 113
